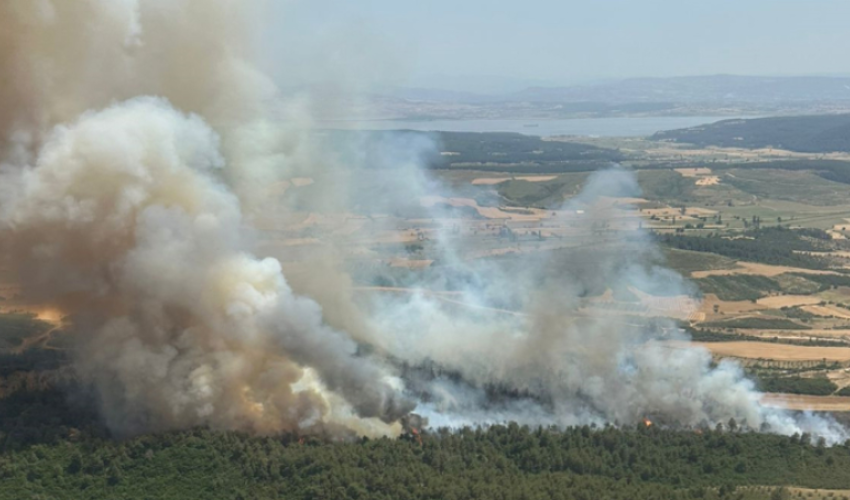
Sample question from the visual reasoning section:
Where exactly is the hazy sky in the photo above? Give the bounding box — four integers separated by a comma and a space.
269, 0, 850, 91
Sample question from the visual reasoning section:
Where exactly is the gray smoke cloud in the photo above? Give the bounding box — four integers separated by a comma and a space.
0, 0, 846, 444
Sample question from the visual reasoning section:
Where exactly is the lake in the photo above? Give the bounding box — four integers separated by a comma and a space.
321, 116, 751, 137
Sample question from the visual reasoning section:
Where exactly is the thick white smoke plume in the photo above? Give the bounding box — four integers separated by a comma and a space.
0, 0, 410, 436
0, 0, 846, 444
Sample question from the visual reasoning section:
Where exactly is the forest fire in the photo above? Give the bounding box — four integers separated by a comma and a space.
643, 419, 653, 428
33, 308, 63, 324
411, 428, 423, 447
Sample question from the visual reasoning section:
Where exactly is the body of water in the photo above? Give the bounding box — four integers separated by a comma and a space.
322, 116, 751, 137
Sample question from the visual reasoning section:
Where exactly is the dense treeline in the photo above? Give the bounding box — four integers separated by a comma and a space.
690, 272, 850, 303
1, 368, 850, 498
659, 228, 832, 270
787, 273, 850, 290
687, 328, 843, 348
700, 317, 810, 331
0, 349, 68, 377
651, 115, 850, 153
316, 130, 624, 172
756, 376, 838, 396
2, 415, 850, 500
433, 132, 624, 166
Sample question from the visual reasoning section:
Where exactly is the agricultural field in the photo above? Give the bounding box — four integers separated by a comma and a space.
413, 128, 850, 407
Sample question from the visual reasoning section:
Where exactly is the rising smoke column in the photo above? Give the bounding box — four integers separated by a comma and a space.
0, 1, 411, 436
359, 167, 849, 443
0, 96, 412, 435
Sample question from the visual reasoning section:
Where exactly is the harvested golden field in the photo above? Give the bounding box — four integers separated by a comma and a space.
761, 393, 850, 412
692, 261, 841, 278
699, 294, 764, 319
693, 341, 850, 362
694, 176, 720, 186
420, 196, 527, 220
802, 304, 850, 319
756, 295, 823, 308
642, 207, 718, 218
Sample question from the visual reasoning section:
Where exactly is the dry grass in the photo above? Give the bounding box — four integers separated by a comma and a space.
757, 295, 823, 308
802, 304, 850, 319
419, 196, 547, 221
693, 341, 850, 361
698, 294, 765, 321
642, 207, 718, 218
692, 262, 841, 279
695, 176, 720, 186
761, 394, 850, 412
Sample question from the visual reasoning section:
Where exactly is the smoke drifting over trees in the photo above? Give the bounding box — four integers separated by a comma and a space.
0, 0, 846, 443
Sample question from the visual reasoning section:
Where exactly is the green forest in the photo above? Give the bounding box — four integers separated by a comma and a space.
1, 369, 849, 499
2, 412, 850, 500
651, 115, 850, 153
659, 228, 833, 271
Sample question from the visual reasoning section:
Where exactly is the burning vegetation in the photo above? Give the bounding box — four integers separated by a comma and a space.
0, 0, 846, 448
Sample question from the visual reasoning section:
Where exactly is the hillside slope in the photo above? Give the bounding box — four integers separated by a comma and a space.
651, 114, 850, 152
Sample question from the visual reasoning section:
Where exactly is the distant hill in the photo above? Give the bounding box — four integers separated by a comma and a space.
509, 75, 850, 104
371, 76, 850, 120
651, 114, 850, 152
381, 87, 501, 104
387, 76, 850, 105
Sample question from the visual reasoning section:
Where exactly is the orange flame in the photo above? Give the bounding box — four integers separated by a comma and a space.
643, 419, 653, 428
411, 427, 423, 446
